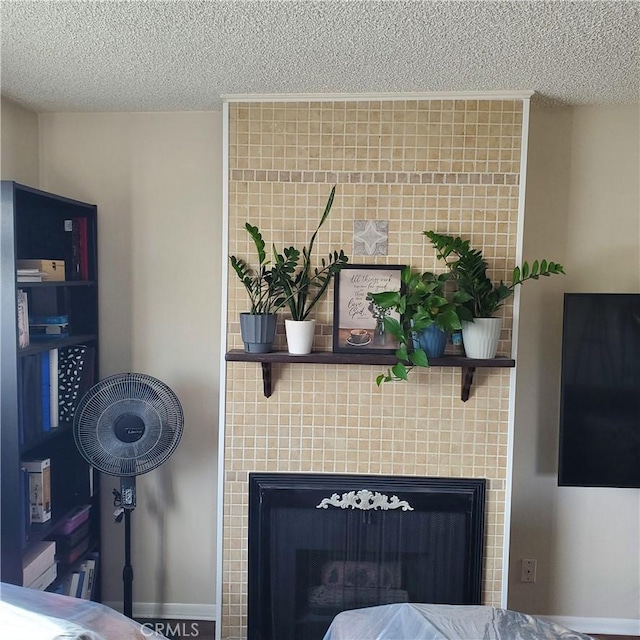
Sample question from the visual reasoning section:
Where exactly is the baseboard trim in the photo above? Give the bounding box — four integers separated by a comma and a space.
544, 615, 640, 636
103, 601, 217, 621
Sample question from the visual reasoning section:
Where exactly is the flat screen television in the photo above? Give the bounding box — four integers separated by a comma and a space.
559, 293, 640, 488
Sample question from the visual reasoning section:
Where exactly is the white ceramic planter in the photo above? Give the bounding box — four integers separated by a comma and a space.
461, 317, 502, 359
285, 319, 316, 355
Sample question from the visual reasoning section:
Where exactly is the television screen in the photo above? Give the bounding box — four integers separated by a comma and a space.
559, 293, 640, 488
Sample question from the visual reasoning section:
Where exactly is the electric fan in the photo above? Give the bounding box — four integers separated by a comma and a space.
73, 373, 184, 618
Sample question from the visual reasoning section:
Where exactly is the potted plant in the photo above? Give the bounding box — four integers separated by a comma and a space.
229, 224, 285, 353
367, 266, 465, 384
272, 185, 349, 354
424, 231, 565, 358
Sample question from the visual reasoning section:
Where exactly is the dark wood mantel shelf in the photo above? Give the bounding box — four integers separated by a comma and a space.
225, 350, 515, 401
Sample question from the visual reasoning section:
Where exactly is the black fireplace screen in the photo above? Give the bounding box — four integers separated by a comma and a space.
247, 473, 486, 640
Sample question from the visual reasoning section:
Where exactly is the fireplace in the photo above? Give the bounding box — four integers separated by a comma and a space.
247, 473, 486, 640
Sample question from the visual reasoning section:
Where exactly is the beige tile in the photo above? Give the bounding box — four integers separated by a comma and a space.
222, 98, 523, 638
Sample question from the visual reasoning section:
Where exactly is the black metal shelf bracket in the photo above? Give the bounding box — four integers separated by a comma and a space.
461, 367, 476, 402
261, 363, 273, 398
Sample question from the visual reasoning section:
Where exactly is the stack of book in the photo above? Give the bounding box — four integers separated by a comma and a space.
29, 315, 70, 341
48, 506, 97, 599
22, 540, 57, 591
56, 552, 98, 600
50, 505, 91, 567
17, 259, 65, 282
18, 345, 95, 445
19, 349, 60, 441
17, 268, 44, 283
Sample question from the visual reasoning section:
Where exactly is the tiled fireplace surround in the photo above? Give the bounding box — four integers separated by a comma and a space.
223, 98, 525, 639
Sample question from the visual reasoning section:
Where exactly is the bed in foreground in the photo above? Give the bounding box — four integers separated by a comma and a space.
323, 603, 595, 640
0, 582, 168, 640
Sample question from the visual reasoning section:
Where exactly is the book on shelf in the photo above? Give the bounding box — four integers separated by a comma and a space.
60, 571, 82, 598
17, 268, 44, 283
22, 540, 56, 587
47, 506, 92, 568
79, 553, 98, 600
56, 534, 90, 566
17, 289, 29, 347
20, 354, 43, 445
27, 561, 57, 591
51, 504, 91, 536
30, 316, 70, 341
22, 458, 52, 523
71, 218, 89, 281
56, 551, 98, 600
49, 348, 59, 428
40, 351, 51, 432
67, 217, 79, 279
48, 520, 89, 552
20, 350, 61, 441
74, 570, 85, 599
30, 315, 70, 325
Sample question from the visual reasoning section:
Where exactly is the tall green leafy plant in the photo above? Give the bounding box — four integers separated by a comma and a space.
229, 224, 285, 314
272, 186, 349, 321
424, 231, 565, 319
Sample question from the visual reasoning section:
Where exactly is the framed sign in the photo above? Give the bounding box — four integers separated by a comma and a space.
332, 264, 404, 354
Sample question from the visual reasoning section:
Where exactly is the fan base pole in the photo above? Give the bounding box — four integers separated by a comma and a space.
123, 508, 134, 618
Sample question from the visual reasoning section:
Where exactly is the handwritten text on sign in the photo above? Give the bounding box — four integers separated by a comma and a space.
339, 269, 401, 328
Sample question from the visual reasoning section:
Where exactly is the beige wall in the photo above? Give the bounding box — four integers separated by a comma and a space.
510, 103, 640, 626
1, 96, 39, 186
36, 111, 222, 615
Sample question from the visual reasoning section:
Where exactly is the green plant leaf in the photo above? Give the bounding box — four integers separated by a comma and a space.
245, 223, 266, 266
513, 265, 521, 283
438, 307, 462, 331
369, 291, 400, 308
269, 187, 348, 320
391, 362, 409, 381
395, 343, 409, 362
531, 260, 539, 276
409, 349, 429, 367
382, 316, 404, 341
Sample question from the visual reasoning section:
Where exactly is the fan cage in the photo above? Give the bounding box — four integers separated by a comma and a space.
74, 373, 184, 477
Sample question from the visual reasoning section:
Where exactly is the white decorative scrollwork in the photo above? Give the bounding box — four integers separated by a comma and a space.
316, 489, 414, 511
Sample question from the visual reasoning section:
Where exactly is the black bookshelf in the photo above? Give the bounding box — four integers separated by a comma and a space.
1, 181, 100, 599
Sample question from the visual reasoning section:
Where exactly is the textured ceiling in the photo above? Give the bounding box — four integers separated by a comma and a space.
1, 0, 638, 113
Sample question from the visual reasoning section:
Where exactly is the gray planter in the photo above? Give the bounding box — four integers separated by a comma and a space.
240, 313, 277, 353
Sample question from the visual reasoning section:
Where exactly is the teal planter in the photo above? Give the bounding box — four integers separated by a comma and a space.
417, 325, 448, 358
